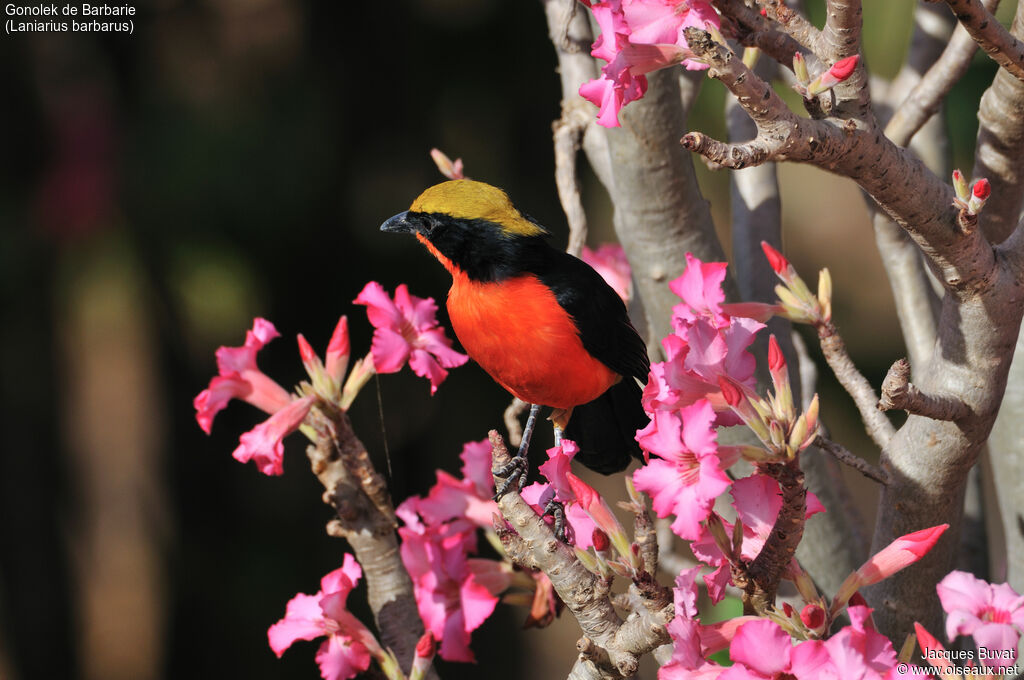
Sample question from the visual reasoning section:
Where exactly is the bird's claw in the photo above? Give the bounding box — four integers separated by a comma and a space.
542, 498, 568, 543
493, 454, 528, 501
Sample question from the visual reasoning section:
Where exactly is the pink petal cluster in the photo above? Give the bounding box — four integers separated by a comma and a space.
354, 282, 468, 394
632, 253, 764, 543
399, 439, 498, 529
691, 474, 824, 602
396, 440, 512, 662
580, 0, 720, 126
719, 619, 831, 679
937, 570, 1024, 667
268, 554, 383, 680
660, 567, 753, 679
398, 518, 510, 662
642, 253, 762, 425
582, 244, 634, 303
194, 318, 316, 476
633, 401, 736, 540
194, 318, 292, 433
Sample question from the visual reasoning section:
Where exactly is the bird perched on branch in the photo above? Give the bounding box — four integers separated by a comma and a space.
380, 179, 650, 487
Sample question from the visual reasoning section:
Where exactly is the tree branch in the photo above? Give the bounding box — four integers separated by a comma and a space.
971, 0, 1024, 244
878, 357, 972, 421
939, 0, 1024, 82
489, 432, 673, 679
822, 0, 863, 60
306, 407, 425, 674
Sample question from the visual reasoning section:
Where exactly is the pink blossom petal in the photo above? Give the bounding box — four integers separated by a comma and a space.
369, 327, 411, 374
314, 635, 371, 680
268, 593, 327, 656
320, 554, 362, 599
728, 619, 792, 675
194, 375, 247, 434
353, 281, 403, 329
232, 395, 315, 475
408, 348, 448, 394
460, 439, 495, 498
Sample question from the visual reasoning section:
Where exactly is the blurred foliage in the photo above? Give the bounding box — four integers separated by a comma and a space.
0, 1, 1003, 679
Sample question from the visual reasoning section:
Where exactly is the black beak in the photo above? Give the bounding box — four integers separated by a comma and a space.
380, 211, 415, 234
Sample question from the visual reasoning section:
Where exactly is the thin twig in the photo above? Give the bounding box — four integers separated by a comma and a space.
554, 100, 593, 258
504, 397, 528, 447
940, 0, 1024, 82
814, 435, 890, 485
886, 16, 983, 147
817, 322, 897, 449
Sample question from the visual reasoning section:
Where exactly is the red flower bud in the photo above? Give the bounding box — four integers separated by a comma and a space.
592, 528, 611, 552
415, 631, 436, 658
800, 604, 826, 630
782, 602, 795, 618
768, 335, 785, 372
828, 55, 859, 81
761, 241, 789, 275
718, 376, 743, 407
972, 178, 991, 199
297, 334, 316, 363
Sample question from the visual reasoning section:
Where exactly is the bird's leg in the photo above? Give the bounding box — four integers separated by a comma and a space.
553, 423, 563, 446
542, 497, 568, 543
494, 403, 540, 500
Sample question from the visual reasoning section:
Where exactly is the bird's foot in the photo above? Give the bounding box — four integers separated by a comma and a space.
542, 498, 568, 543
493, 454, 528, 501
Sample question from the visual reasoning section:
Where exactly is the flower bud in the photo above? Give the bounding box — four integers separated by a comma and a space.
761, 241, 791, 276
743, 46, 761, 69
952, 169, 969, 202
800, 604, 826, 633
806, 55, 860, 96
968, 178, 990, 215
592, 528, 611, 553
793, 51, 809, 85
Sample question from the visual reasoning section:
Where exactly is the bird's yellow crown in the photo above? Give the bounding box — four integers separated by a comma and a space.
409, 180, 548, 238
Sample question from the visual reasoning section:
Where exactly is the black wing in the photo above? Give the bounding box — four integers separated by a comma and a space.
528, 242, 650, 382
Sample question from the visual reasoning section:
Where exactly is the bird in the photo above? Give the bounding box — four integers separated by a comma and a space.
380, 179, 650, 484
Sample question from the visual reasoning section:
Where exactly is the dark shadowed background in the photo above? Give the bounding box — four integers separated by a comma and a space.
0, 1, 999, 678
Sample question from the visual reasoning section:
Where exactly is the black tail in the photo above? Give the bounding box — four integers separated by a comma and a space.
563, 377, 648, 475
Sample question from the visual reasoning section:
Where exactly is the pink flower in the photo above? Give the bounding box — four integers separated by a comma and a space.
833, 524, 949, 612
398, 520, 510, 662
669, 252, 729, 327
232, 394, 316, 476
399, 439, 498, 529
937, 570, 1024, 666
268, 554, 384, 680
580, 0, 720, 126
633, 400, 736, 540
195, 317, 318, 476
194, 318, 292, 434
819, 605, 898, 680
353, 282, 468, 394
659, 567, 727, 679
692, 474, 824, 602
582, 244, 633, 303
719, 619, 832, 679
